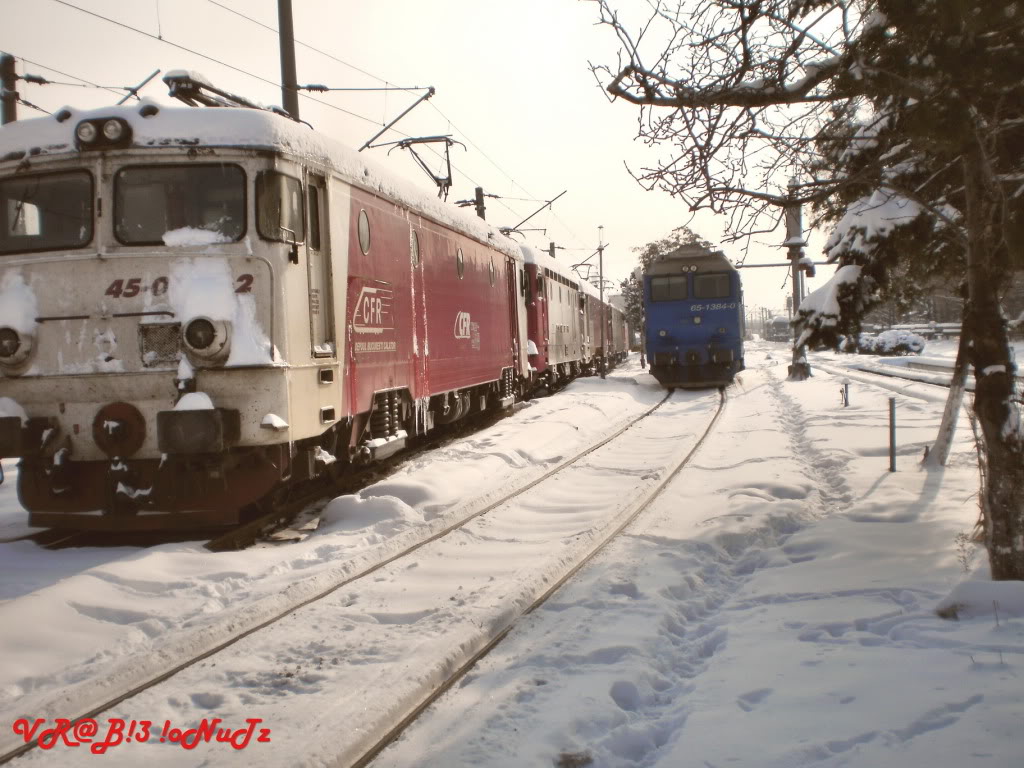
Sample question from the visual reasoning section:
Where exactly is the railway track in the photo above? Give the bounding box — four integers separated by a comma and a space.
0, 402, 525, 555
0, 387, 697, 765
0, 527, 83, 549
810, 356, 962, 395
347, 387, 727, 768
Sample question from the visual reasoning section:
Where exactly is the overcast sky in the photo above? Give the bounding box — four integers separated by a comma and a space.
4, 0, 836, 317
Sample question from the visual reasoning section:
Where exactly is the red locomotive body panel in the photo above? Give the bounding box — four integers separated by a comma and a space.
346, 188, 517, 424
418, 225, 516, 393
346, 191, 416, 417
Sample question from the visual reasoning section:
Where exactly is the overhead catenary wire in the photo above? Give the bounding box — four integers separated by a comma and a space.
203, 0, 540, 209
12, 55, 127, 99
37, 0, 589, 252
16, 98, 50, 115
48, 0, 377, 126
201, 0, 584, 249
47, 0, 530, 226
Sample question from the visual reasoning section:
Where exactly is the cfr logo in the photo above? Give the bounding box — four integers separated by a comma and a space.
454, 311, 471, 339
352, 284, 394, 335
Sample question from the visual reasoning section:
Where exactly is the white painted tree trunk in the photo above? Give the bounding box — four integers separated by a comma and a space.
924, 327, 969, 467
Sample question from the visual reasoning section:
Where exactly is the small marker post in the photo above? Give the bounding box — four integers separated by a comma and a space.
889, 397, 897, 472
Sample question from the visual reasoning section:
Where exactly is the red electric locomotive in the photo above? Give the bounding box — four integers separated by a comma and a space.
0, 74, 624, 529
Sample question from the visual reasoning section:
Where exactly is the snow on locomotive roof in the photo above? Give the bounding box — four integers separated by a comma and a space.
520, 245, 603, 301
645, 244, 736, 275
0, 100, 520, 260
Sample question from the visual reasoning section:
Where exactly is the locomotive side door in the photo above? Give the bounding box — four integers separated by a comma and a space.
410, 224, 429, 403
306, 175, 335, 357
505, 255, 520, 373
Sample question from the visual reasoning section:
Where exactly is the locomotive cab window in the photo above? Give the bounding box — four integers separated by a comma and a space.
0, 171, 93, 255
116, 164, 245, 245
256, 171, 304, 245
357, 209, 370, 255
650, 275, 688, 301
694, 273, 731, 299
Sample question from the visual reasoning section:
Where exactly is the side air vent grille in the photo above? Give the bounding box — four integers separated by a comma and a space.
139, 323, 181, 367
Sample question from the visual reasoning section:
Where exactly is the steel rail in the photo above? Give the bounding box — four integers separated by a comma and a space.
0, 389, 673, 765
348, 388, 728, 768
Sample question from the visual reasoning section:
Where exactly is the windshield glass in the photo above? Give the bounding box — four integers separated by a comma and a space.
650, 275, 688, 301
694, 273, 731, 299
115, 164, 245, 245
0, 171, 93, 255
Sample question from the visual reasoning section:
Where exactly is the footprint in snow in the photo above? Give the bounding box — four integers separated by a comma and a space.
736, 687, 773, 712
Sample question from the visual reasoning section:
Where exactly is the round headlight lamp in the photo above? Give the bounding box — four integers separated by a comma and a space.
181, 317, 231, 365
185, 318, 217, 350
76, 122, 98, 143
0, 328, 20, 358
0, 326, 33, 370
659, 329, 667, 337
102, 119, 125, 141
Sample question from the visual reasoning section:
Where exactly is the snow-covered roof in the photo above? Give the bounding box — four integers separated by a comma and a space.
520, 245, 604, 301
0, 100, 522, 260
646, 245, 734, 276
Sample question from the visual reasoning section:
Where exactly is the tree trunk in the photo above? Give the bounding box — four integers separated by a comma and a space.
924, 321, 970, 467
963, 155, 1024, 581
788, 344, 811, 380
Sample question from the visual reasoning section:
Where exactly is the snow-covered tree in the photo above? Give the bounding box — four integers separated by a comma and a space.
589, 0, 1024, 580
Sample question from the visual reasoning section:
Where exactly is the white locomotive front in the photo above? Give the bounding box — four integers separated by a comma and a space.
0, 100, 348, 528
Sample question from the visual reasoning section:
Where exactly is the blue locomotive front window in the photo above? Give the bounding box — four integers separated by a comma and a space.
650, 275, 687, 301
115, 164, 245, 245
0, 171, 93, 255
694, 273, 731, 299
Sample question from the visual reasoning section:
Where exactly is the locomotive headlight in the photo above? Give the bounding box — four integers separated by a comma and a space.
0, 328, 20, 358
0, 326, 33, 370
659, 329, 667, 337
718, 327, 727, 334
102, 119, 125, 141
182, 317, 231, 364
185, 319, 216, 350
693, 317, 702, 324
75, 117, 132, 149
76, 122, 98, 143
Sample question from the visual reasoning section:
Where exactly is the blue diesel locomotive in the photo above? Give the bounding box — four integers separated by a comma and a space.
643, 245, 745, 388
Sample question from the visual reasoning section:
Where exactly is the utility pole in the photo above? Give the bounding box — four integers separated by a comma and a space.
1, 53, 17, 125
549, 242, 556, 259
474, 187, 486, 220
598, 226, 606, 379
785, 177, 811, 379
277, 0, 300, 120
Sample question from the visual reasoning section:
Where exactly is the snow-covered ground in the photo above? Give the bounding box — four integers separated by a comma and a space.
2, 342, 1023, 767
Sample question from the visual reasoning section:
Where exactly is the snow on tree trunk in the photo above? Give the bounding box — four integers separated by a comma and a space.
963, 155, 1024, 581
924, 324, 969, 468
788, 344, 811, 381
